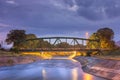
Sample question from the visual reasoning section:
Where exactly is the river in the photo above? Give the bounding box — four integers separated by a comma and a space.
0, 59, 106, 80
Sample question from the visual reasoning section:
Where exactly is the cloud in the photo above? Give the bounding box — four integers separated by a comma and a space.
6, 0, 17, 5
0, 0, 120, 41
68, 4, 79, 11
77, 7, 104, 20
106, 6, 120, 18
0, 23, 10, 28
51, 0, 120, 20
76, 0, 120, 20
1, 0, 120, 21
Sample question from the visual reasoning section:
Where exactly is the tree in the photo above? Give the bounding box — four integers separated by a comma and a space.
87, 33, 100, 49
22, 34, 39, 49
97, 27, 115, 49
55, 42, 70, 48
38, 40, 51, 48
97, 27, 114, 40
6, 30, 26, 48
20, 34, 52, 49
87, 27, 115, 49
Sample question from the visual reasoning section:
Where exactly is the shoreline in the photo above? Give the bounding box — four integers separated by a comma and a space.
0, 55, 120, 80
74, 56, 120, 80
0, 55, 41, 67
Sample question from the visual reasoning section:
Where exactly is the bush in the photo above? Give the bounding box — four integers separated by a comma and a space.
10, 48, 19, 53
101, 50, 120, 56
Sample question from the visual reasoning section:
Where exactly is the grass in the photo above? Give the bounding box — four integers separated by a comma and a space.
0, 50, 25, 57
95, 50, 120, 60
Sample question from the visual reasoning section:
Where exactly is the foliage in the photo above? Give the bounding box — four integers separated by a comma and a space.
55, 42, 70, 48
22, 34, 52, 48
97, 27, 114, 40
87, 33, 100, 49
10, 48, 19, 54
37, 40, 52, 48
22, 34, 39, 49
6, 30, 26, 48
97, 27, 115, 49
87, 27, 116, 50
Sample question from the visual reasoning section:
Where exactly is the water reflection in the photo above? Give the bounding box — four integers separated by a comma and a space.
71, 68, 78, 80
83, 73, 93, 80
42, 68, 47, 80
0, 59, 106, 80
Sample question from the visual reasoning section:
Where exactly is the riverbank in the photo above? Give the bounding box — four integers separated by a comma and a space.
0, 55, 41, 67
74, 57, 120, 80
0, 49, 120, 79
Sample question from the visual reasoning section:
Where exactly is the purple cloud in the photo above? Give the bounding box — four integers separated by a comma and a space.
0, 0, 120, 41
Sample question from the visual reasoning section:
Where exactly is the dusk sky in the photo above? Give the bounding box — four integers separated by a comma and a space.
0, 0, 120, 41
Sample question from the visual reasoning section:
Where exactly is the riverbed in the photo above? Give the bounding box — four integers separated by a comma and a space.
0, 59, 106, 80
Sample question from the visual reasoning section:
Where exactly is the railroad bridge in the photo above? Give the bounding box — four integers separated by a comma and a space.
18, 37, 102, 56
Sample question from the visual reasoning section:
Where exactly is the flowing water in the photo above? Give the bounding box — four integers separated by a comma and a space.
0, 59, 106, 80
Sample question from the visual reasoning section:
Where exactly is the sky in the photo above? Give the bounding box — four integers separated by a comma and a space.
0, 0, 120, 42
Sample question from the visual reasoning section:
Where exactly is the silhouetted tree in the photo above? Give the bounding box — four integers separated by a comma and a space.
6, 29, 26, 48
97, 27, 114, 40
97, 27, 115, 49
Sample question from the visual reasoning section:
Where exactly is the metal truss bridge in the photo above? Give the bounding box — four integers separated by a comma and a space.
19, 37, 101, 52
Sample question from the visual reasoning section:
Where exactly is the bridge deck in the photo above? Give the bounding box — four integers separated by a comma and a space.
19, 48, 100, 52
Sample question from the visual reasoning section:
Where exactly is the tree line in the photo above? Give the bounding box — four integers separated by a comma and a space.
5, 29, 85, 49
5, 27, 119, 51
